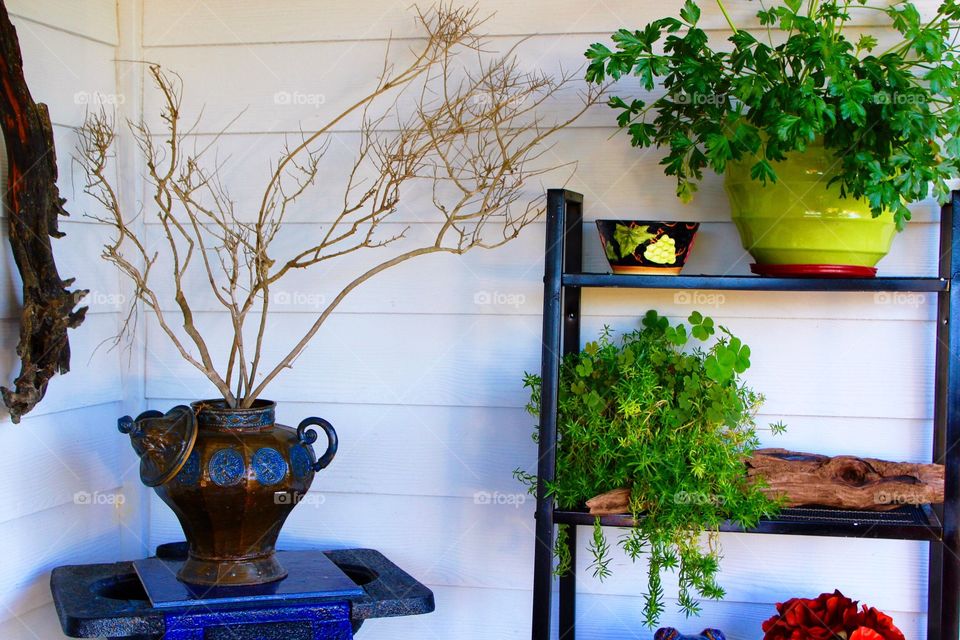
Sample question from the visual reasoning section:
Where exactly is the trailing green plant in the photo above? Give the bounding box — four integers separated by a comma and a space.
516, 311, 784, 627
585, 0, 960, 230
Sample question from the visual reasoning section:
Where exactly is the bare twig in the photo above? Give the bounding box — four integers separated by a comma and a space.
78, 4, 601, 407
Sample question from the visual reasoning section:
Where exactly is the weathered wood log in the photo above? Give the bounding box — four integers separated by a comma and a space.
585, 449, 945, 515
746, 448, 944, 511
0, 1, 86, 423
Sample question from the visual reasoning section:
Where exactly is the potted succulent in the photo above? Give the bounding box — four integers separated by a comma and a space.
516, 311, 783, 626
79, 5, 597, 587
585, 0, 960, 276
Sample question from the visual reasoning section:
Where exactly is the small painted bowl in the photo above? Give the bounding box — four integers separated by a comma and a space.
596, 220, 700, 275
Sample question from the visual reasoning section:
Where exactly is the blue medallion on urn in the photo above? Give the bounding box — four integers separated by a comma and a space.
208, 448, 246, 486
176, 450, 201, 486
252, 447, 288, 486
290, 445, 314, 479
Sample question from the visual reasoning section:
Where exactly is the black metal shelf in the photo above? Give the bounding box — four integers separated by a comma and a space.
564, 273, 949, 292
553, 505, 943, 542
530, 188, 960, 640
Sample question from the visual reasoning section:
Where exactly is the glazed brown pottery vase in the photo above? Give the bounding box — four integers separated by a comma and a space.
118, 399, 337, 587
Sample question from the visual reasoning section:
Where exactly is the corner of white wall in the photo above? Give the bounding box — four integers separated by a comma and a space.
113, 0, 153, 562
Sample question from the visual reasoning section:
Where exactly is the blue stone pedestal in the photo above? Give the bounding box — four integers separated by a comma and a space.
50, 545, 435, 639
162, 603, 352, 640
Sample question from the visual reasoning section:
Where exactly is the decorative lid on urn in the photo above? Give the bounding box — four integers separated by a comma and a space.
118, 406, 198, 487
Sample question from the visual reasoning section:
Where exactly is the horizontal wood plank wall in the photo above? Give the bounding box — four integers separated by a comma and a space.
138, 2, 942, 638
0, 3, 127, 637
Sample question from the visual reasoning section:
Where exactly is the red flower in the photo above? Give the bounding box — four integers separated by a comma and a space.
762, 591, 858, 640
762, 591, 904, 640
855, 605, 906, 640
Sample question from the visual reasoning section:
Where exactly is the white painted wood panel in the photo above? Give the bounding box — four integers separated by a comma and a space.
7, 0, 118, 46
0, 221, 126, 319
0, 313, 124, 421
574, 529, 925, 612
0, 123, 123, 225
138, 34, 605, 132
137, 218, 939, 321
0, 499, 121, 620
0, 401, 124, 525
143, 312, 546, 407
142, 399, 931, 503
0, 5, 127, 630
344, 584, 927, 640
146, 399, 539, 500
584, 315, 935, 421
10, 17, 119, 128
144, 312, 935, 421
143, 0, 943, 46
359, 585, 925, 640
0, 602, 73, 640
51, 223, 127, 314
139, 28, 913, 135
582, 284, 939, 323
754, 414, 933, 463
148, 491, 926, 605
130, 128, 945, 226
140, 400, 930, 512
50, 123, 124, 225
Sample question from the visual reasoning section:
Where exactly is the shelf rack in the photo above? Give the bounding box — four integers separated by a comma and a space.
530, 189, 960, 640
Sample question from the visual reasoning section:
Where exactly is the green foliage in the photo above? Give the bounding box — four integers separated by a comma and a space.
585, 0, 960, 231
517, 311, 781, 626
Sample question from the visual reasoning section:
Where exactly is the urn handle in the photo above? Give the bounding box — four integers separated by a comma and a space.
117, 410, 164, 436
297, 417, 338, 472
116, 408, 196, 488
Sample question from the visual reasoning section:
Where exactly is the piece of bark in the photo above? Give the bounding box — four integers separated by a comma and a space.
0, 1, 87, 423
745, 448, 943, 511
586, 487, 634, 516
585, 449, 945, 515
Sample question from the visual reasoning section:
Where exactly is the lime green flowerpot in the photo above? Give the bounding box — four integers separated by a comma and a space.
724, 141, 896, 269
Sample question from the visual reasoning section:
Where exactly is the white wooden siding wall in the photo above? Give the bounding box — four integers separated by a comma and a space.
0, 2, 135, 639
128, 1, 942, 639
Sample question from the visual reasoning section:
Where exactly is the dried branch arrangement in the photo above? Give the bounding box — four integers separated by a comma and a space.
0, 1, 87, 423
78, 5, 598, 408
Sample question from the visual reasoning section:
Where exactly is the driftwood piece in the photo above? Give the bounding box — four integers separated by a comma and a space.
586, 487, 634, 516
0, 1, 86, 423
746, 448, 944, 511
586, 449, 945, 515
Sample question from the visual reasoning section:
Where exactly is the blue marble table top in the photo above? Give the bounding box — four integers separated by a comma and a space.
134, 551, 363, 609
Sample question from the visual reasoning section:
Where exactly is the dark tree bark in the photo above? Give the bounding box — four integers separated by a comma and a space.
0, 1, 87, 423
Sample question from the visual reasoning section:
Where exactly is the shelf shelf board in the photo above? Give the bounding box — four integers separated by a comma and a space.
562, 273, 948, 292
553, 505, 943, 541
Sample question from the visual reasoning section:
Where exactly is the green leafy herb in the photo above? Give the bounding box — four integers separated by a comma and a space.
585, 0, 960, 231
517, 311, 782, 626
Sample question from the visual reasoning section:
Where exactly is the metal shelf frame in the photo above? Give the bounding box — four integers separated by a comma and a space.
530, 189, 960, 640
